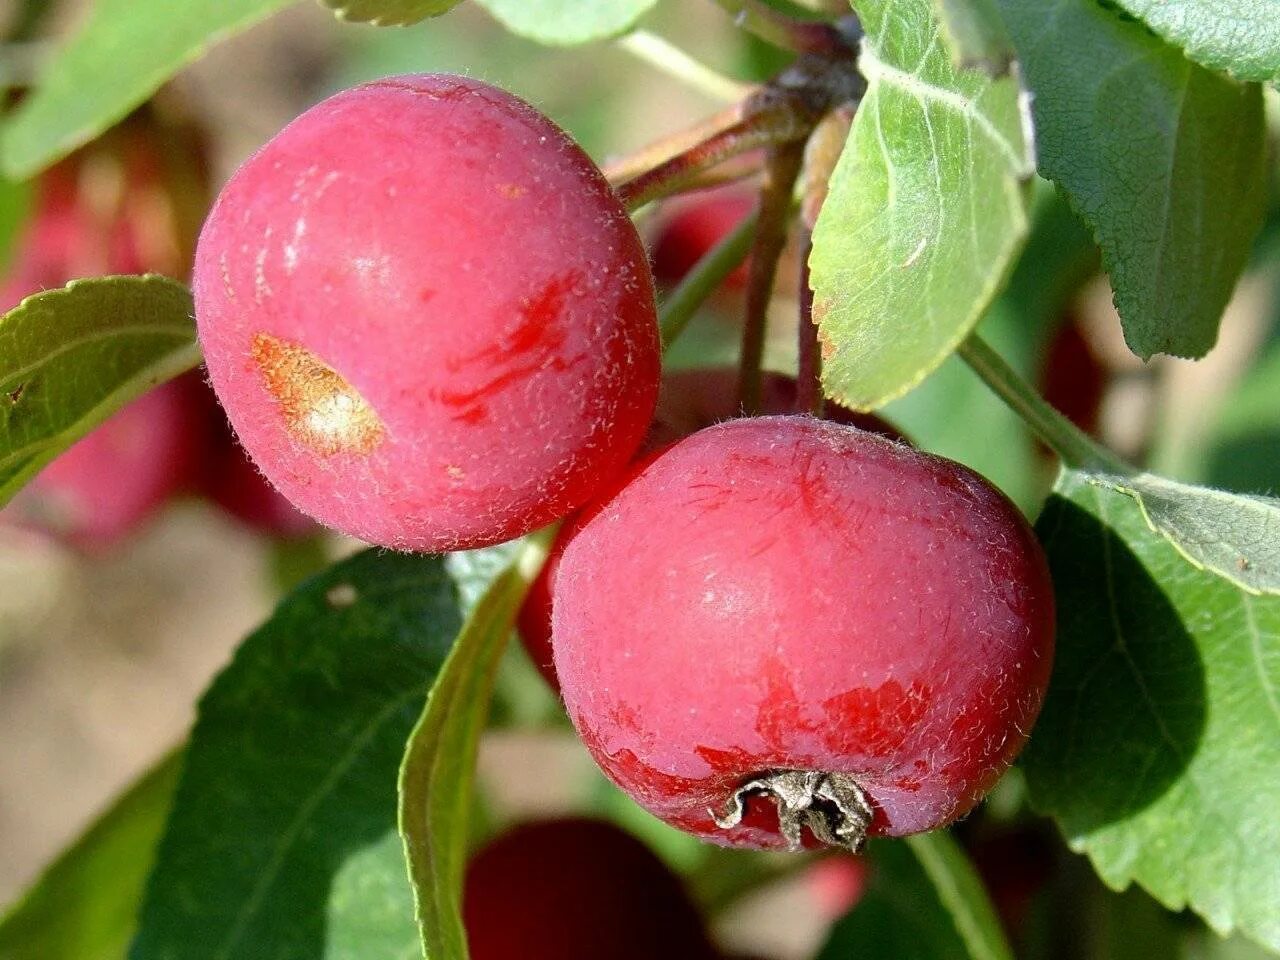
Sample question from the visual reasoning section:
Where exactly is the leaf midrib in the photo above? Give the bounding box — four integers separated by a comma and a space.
0, 323, 192, 389
857, 38, 1025, 170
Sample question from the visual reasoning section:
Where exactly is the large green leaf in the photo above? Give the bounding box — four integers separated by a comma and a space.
129, 550, 468, 960
1083, 472, 1280, 596
0, 751, 183, 960
320, 0, 464, 27
475, 0, 657, 45
0, 276, 199, 506
0, 0, 298, 180
996, 0, 1268, 360
810, 0, 1033, 410
1112, 1, 1280, 83
815, 833, 1011, 960
400, 538, 545, 960
1026, 470, 1280, 952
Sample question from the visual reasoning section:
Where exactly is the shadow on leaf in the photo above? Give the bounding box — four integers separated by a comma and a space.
1026, 496, 1205, 831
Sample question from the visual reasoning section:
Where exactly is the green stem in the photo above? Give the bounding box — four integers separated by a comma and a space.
658, 212, 758, 350
616, 31, 752, 104
958, 334, 1131, 475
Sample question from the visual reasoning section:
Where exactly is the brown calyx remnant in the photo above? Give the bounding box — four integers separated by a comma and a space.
712, 769, 874, 852
250, 332, 384, 456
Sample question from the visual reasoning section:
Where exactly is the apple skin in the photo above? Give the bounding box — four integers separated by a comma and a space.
554, 416, 1055, 848
193, 74, 660, 552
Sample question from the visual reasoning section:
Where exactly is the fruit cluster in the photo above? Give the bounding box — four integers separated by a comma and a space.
192, 75, 1055, 855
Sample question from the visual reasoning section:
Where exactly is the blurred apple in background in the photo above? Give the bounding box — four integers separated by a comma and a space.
0, 101, 315, 552
464, 818, 723, 960
651, 185, 756, 290
1039, 314, 1108, 436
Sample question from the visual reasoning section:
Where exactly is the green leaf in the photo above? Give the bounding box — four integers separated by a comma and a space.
0, 0, 298, 180
129, 550, 467, 960
475, 0, 656, 45
1082, 472, 1280, 596
815, 833, 1012, 960
931, 0, 1016, 75
995, 0, 1268, 360
1112, 1, 1280, 83
320, 0, 464, 27
401, 536, 547, 960
0, 276, 199, 507
1026, 470, 1280, 952
0, 751, 183, 960
811, 0, 1032, 410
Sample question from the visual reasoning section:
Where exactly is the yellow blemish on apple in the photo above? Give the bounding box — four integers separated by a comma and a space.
251, 332, 384, 456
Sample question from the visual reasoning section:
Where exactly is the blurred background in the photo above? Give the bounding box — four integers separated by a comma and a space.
0, 1, 1276, 957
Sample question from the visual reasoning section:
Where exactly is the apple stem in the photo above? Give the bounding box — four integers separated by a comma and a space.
794, 228, 825, 416
659, 212, 758, 350
615, 103, 811, 213
709, 0, 855, 57
958, 334, 1132, 476
739, 141, 805, 415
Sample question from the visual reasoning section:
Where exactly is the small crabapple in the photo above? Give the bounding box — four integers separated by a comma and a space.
0, 104, 207, 312
518, 368, 904, 694
193, 74, 660, 552
463, 818, 720, 960
553, 416, 1054, 850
